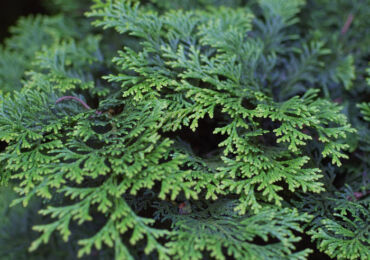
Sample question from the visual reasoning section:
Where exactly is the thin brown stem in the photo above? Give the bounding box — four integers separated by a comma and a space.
55, 96, 102, 115
341, 13, 354, 35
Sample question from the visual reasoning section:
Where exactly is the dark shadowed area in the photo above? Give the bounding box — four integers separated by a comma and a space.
0, 0, 46, 42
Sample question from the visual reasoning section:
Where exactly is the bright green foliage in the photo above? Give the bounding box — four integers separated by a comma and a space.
0, 0, 369, 259
87, 0, 354, 215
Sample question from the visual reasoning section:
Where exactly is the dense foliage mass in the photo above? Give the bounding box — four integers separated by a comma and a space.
0, 0, 369, 259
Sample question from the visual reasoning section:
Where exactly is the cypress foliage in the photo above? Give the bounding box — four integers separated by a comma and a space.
0, 0, 369, 259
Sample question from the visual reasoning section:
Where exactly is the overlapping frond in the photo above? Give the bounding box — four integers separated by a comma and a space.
0, 0, 367, 259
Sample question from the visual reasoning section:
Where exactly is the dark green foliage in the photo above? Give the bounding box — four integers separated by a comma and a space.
0, 0, 369, 259
0, 14, 89, 95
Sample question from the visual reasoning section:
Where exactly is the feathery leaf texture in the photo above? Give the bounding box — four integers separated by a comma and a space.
0, 0, 368, 259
